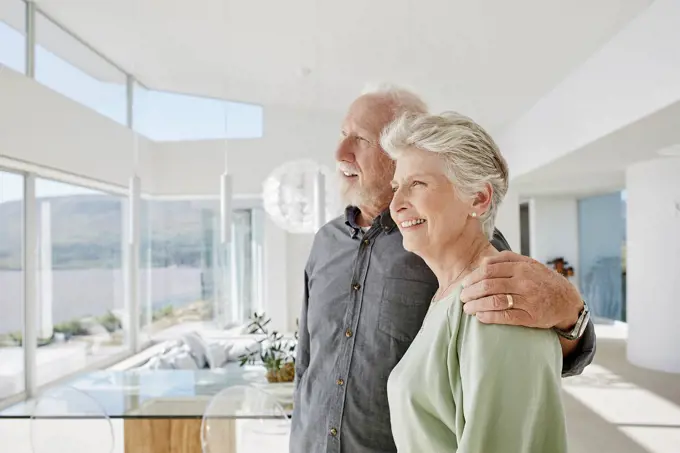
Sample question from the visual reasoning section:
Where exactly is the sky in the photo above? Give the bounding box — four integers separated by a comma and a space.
0, 6, 262, 202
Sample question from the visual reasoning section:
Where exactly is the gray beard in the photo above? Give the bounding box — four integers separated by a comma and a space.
341, 185, 391, 214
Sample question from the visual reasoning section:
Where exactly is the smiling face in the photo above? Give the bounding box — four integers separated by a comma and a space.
390, 148, 474, 256
335, 95, 397, 219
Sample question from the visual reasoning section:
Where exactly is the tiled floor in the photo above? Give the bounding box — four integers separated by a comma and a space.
0, 418, 125, 453
563, 323, 680, 453
1, 323, 678, 452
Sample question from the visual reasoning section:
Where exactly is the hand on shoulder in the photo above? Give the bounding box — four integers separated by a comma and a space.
459, 251, 583, 329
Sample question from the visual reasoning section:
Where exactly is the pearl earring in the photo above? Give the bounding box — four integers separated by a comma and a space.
470, 212, 477, 218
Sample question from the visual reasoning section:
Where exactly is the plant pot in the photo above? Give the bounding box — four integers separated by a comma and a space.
265, 362, 295, 383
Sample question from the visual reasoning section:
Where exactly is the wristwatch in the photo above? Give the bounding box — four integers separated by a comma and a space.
554, 301, 590, 341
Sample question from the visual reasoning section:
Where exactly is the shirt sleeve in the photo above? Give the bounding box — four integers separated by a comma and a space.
452, 306, 568, 453
294, 269, 311, 387
491, 228, 596, 378
490, 228, 512, 252
561, 318, 596, 377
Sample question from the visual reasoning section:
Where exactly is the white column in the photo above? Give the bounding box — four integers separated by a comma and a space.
230, 225, 240, 324
251, 208, 265, 315
126, 74, 134, 128
125, 175, 141, 352
144, 225, 152, 332
626, 158, 680, 373
38, 200, 53, 340
210, 212, 219, 325
220, 172, 233, 328
23, 174, 37, 397
529, 196, 579, 288
263, 216, 288, 333
25, 1, 35, 78
313, 171, 326, 231
494, 187, 520, 252
220, 173, 233, 246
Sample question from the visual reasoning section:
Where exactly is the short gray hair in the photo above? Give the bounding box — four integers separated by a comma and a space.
361, 83, 429, 117
380, 111, 509, 239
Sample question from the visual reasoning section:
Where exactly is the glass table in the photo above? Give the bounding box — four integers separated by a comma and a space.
0, 363, 293, 453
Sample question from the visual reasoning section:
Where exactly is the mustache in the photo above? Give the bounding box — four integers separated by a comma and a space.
337, 162, 360, 174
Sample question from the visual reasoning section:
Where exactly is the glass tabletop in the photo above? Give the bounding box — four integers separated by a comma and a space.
0, 363, 294, 419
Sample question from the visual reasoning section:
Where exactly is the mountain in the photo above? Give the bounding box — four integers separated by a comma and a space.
0, 195, 224, 270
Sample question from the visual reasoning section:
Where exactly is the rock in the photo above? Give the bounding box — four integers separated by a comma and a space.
79, 317, 109, 336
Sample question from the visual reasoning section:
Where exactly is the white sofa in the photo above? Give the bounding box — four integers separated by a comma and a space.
136, 328, 265, 371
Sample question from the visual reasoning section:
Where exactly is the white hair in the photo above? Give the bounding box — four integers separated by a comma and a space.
361, 83, 429, 117
380, 111, 509, 239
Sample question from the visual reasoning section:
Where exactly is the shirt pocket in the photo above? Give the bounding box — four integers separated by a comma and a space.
378, 277, 436, 343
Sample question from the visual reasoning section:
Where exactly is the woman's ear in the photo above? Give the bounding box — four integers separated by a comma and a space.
471, 183, 493, 216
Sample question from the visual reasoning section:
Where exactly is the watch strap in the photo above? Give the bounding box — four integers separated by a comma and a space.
554, 301, 590, 341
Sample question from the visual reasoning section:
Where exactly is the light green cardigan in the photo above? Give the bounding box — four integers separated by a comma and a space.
387, 285, 568, 453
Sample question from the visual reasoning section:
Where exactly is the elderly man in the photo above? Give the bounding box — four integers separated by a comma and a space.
290, 87, 595, 453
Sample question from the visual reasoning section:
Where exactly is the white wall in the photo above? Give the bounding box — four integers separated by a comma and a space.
150, 105, 340, 196
529, 196, 579, 287
0, 67, 150, 189
0, 67, 341, 198
626, 157, 680, 373
499, 0, 680, 178
262, 216, 289, 333
495, 187, 520, 252
261, 224, 314, 335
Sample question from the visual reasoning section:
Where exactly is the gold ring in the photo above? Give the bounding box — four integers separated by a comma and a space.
507, 294, 514, 310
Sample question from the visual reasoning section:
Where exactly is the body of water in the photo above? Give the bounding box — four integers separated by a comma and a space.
0, 267, 204, 334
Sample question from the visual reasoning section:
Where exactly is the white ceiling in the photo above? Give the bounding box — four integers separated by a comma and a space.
514, 98, 680, 199
33, 0, 653, 131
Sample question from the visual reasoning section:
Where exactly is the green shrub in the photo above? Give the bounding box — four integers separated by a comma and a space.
6, 331, 54, 347
97, 311, 122, 333
152, 305, 174, 321
9, 331, 22, 345
53, 320, 88, 336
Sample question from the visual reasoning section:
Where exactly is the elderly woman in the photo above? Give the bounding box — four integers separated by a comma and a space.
383, 112, 567, 453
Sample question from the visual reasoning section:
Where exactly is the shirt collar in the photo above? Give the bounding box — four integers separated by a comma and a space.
344, 206, 397, 238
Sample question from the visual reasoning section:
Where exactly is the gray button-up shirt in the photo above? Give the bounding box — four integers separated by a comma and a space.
290, 206, 596, 453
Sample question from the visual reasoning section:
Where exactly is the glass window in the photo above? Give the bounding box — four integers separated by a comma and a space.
134, 83, 263, 141
34, 178, 127, 386
0, 170, 24, 401
35, 12, 127, 125
250, 208, 265, 315
0, 0, 26, 73
577, 192, 626, 322
231, 209, 255, 322
139, 199, 263, 341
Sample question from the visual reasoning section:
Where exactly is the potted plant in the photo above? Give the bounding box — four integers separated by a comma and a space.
547, 257, 575, 278
238, 312, 298, 383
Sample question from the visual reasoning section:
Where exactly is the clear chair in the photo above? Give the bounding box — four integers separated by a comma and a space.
201, 384, 290, 453
31, 385, 114, 453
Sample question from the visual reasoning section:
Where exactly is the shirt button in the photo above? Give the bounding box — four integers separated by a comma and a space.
345, 329, 353, 338
337, 378, 344, 386
352, 283, 361, 291
330, 427, 338, 437
363, 239, 370, 245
